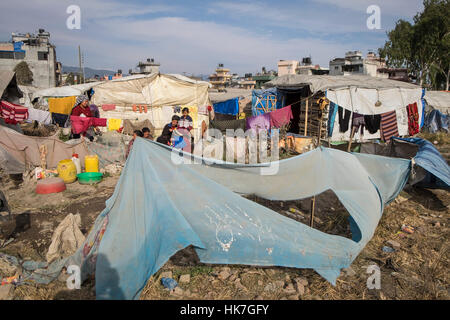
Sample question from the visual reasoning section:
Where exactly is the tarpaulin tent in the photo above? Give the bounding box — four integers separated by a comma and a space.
64, 137, 413, 299
264, 75, 424, 141
424, 91, 450, 114
92, 73, 211, 141
0, 71, 22, 104
251, 88, 282, 116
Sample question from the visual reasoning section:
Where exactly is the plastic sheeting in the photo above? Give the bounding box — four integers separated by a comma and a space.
66, 138, 411, 299
423, 109, 449, 133
394, 137, 450, 188
251, 88, 282, 116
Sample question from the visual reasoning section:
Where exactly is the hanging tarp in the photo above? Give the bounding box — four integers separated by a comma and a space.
251, 88, 282, 116
213, 97, 239, 115
423, 109, 449, 133
424, 91, 450, 114
65, 138, 411, 299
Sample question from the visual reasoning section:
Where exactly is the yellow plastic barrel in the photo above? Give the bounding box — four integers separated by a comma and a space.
85, 155, 99, 173
57, 159, 77, 184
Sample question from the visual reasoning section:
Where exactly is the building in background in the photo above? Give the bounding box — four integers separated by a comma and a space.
329, 51, 386, 77
253, 67, 277, 89
238, 73, 256, 90
296, 57, 329, 75
129, 58, 160, 75
278, 60, 299, 76
209, 63, 232, 91
0, 29, 60, 88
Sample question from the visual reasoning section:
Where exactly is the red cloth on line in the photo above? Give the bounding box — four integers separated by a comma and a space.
71, 105, 92, 117
0, 100, 28, 124
407, 102, 420, 136
70, 116, 107, 134
269, 105, 293, 128
102, 104, 116, 111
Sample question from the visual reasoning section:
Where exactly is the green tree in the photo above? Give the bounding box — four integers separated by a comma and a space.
380, 0, 450, 89
13, 61, 33, 85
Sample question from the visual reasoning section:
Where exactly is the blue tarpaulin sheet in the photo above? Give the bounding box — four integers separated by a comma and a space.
213, 97, 239, 115
423, 109, 449, 134
252, 88, 282, 116
394, 137, 450, 188
66, 138, 412, 299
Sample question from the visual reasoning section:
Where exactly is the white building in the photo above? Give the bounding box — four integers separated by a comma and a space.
329, 51, 386, 77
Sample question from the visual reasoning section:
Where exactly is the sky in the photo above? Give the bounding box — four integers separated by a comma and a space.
0, 0, 424, 76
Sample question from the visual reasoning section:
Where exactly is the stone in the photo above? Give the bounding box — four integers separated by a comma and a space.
172, 287, 184, 296
294, 276, 309, 286
296, 283, 305, 296
160, 271, 173, 279
285, 274, 291, 282
284, 283, 296, 295
258, 280, 263, 286
234, 278, 247, 291
179, 274, 190, 284
386, 240, 401, 250
218, 270, 231, 281
342, 267, 356, 277
433, 222, 441, 228
254, 295, 264, 300
0, 284, 14, 300
229, 274, 237, 282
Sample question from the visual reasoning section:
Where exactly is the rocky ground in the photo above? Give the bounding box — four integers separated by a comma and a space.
0, 134, 448, 300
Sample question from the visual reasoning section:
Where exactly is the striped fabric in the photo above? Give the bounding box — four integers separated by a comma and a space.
380, 111, 399, 142
0, 100, 29, 124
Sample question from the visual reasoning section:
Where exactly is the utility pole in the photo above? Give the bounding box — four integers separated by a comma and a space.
78, 45, 82, 84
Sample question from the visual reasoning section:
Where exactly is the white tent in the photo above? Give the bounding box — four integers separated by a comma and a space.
424, 91, 450, 114
31, 81, 103, 99
91, 73, 211, 140
265, 75, 424, 141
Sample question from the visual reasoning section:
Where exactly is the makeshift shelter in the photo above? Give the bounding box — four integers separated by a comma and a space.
0, 71, 22, 104
424, 91, 450, 114
91, 74, 211, 141
264, 75, 424, 143
64, 137, 414, 299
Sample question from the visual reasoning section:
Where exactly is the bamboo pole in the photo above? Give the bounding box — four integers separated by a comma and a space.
304, 98, 309, 136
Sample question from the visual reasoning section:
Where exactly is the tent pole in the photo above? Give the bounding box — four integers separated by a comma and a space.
310, 196, 316, 228
347, 126, 356, 152
304, 98, 309, 136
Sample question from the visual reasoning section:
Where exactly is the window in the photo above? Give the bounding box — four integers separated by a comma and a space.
0, 51, 14, 59
38, 51, 48, 60
14, 51, 25, 59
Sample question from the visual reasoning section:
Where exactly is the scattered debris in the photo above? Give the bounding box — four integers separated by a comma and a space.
46, 213, 85, 263
382, 246, 396, 253
386, 240, 401, 250
161, 277, 178, 290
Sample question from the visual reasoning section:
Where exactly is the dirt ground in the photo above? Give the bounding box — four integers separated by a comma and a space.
0, 134, 448, 300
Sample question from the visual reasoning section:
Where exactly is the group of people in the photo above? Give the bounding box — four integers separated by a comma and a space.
68, 95, 197, 158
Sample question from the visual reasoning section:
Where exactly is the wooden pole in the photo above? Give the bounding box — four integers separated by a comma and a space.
310, 196, 316, 227
304, 98, 309, 136
347, 126, 356, 152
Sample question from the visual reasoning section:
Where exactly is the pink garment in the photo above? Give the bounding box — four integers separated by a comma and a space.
70, 116, 107, 134
269, 105, 293, 128
102, 104, 116, 111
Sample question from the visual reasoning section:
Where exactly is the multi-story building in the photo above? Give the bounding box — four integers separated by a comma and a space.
209, 64, 232, 91
296, 57, 329, 75
329, 51, 386, 77
129, 58, 160, 75
277, 60, 299, 76
253, 67, 277, 89
0, 29, 60, 88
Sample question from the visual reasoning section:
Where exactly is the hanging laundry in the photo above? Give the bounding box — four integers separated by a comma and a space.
0, 101, 28, 124
380, 111, 399, 142
48, 96, 77, 115
246, 113, 270, 132
27, 107, 52, 125
213, 98, 239, 115
101, 104, 116, 112
338, 107, 351, 133
51, 113, 69, 127
209, 119, 246, 132
327, 102, 338, 137
352, 112, 365, 135
269, 105, 293, 128
108, 118, 122, 131
364, 114, 381, 134
407, 102, 420, 136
